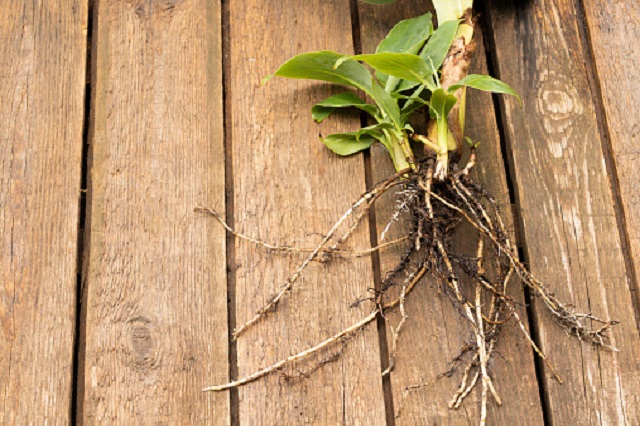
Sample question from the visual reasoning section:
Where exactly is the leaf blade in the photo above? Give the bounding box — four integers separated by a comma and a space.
311, 92, 379, 123
375, 12, 434, 91
376, 13, 433, 55
432, 0, 473, 24
270, 51, 372, 94
356, 123, 394, 141
448, 74, 521, 103
395, 20, 460, 92
429, 88, 458, 120
321, 132, 377, 156
371, 81, 403, 129
347, 53, 434, 90
311, 106, 335, 123
420, 19, 460, 72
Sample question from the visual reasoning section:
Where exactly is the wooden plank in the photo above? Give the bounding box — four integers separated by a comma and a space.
486, 0, 640, 423
228, 0, 387, 423
82, 1, 229, 423
0, 1, 88, 423
581, 0, 640, 321
358, 2, 544, 423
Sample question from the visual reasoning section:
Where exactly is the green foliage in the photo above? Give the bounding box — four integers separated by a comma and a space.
371, 81, 402, 129
311, 93, 379, 123
429, 88, 457, 120
338, 53, 435, 90
448, 74, 521, 103
265, 51, 372, 94
356, 123, 395, 141
432, 0, 473, 24
374, 13, 433, 91
418, 20, 460, 73
376, 13, 433, 55
430, 88, 459, 151
465, 136, 480, 148
266, 10, 519, 172
320, 132, 377, 156
396, 19, 460, 92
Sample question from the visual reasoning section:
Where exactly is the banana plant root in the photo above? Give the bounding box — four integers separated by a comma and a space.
197, 152, 617, 422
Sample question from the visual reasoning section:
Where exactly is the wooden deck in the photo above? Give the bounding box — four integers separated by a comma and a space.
2, 0, 639, 424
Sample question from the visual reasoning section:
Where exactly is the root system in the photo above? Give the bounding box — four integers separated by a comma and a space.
198, 150, 617, 423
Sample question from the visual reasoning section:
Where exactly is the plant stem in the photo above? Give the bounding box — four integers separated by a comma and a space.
431, 8, 477, 180
434, 117, 450, 180
385, 129, 415, 172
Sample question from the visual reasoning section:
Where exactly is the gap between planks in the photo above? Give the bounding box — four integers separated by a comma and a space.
221, 0, 240, 424
72, 0, 95, 422
348, 1, 397, 424
572, 0, 640, 332
475, 5, 553, 424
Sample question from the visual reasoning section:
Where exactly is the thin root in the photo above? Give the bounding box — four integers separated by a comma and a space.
203, 309, 379, 392
202, 158, 618, 422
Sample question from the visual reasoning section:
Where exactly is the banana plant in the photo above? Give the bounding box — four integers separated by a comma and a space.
264, 3, 518, 179
362, 0, 480, 179
204, 3, 618, 420
429, 0, 476, 178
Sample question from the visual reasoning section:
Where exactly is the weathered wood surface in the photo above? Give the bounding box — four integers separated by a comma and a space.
0, 1, 88, 423
81, 0, 229, 423
228, 0, 386, 424
581, 0, 640, 321
359, 2, 543, 423
3, 0, 640, 424
487, 0, 640, 424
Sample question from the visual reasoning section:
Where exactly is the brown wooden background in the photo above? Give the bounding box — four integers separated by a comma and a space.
2, 0, 639, 424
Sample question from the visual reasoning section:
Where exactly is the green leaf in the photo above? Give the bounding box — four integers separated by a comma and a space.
371, 81, 402, 129
429, 88, 458, 120
375, 12, 434, 92
395, 20, 460, 92
392, 93, 429, 105
465, 136, 480, 148
432, 0, 473, 24
269, 51, 372, 94
430, 88, 458, 152
321, 132, 377, 156
376, 13, 433, 55
420, 20, 460, 71
311, 93, 379, 123
395, 85, 430, 122
356, 123, 394, 141
448, 74, 521, 103
342, 53, 434, 90
310, 106, 334, 123
400, 101, 427, 123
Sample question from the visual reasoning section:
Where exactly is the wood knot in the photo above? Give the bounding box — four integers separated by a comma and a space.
159, 0, 185, 11
133, 0, 185, 20
536, 70, 584, 158
126, 316, 160, 371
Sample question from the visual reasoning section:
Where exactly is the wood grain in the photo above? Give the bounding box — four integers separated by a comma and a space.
82, 0, 229, 423
227, 0, 387, 424
487, 0, 640, 423
0, 1, 88, 423
581, 0, 640, 322
358, 1, 544, 423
